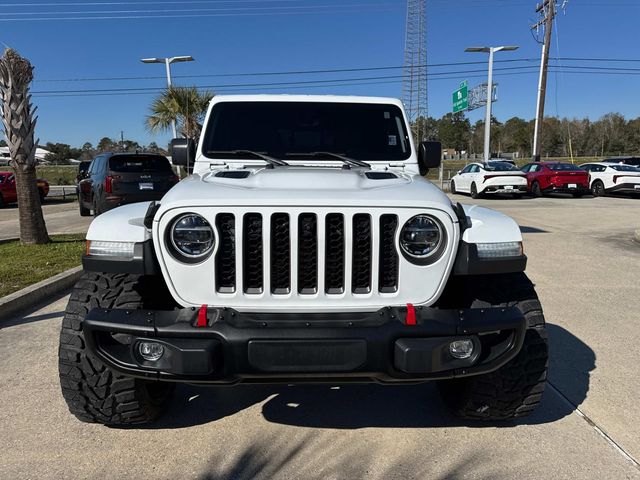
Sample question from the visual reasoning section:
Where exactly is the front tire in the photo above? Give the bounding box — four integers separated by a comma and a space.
58, 272, 175, 425
436, 273, 548, 420
450, 180, 457, 194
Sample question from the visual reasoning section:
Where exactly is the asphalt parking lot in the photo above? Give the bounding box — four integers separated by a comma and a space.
0, 198, 91, 240
1, 194, 640, 479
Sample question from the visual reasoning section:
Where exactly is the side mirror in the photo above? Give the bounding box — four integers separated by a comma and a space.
417, 141, 442, 176
170, 138, 196, 167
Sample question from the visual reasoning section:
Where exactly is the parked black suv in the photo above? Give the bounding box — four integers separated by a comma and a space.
78, 152, 178, 216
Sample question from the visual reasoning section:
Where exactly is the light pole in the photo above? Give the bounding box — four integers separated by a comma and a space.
140, 56, 194, 139
465, 46, 518, 161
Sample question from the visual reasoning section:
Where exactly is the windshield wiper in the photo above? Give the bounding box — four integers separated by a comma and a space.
286, 151, 370, 169
206, 150, 288, 167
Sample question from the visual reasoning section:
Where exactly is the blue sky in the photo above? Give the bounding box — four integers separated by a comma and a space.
1, 0, 639, 147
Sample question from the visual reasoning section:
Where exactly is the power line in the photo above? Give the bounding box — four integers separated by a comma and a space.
0, 2, 396, 16
36, 56, 640, 84
30, 66, 640, 98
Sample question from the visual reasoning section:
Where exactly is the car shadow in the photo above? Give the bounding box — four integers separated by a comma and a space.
137, 322, 593, 431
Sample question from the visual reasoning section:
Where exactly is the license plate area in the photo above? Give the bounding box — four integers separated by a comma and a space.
503, 185, 514, 190
568, 183, 577, 189
139, 182, 154, 190
247, 340, 367, 372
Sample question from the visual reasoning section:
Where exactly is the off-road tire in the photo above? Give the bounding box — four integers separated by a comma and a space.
0, 192, 4, 208
531, 181, 543, 198
450, 180, 457, 194
436, 272, 548, 420
470, 182, 480, 199
58, 272, 175, 425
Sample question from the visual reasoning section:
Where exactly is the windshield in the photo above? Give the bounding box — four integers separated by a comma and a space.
484, 162, 517, 171
108, 155, 172, 173
610, 164, 640, 172
547, 163, 582, 171
201, 102, 411, 161
0, 174, 6, 184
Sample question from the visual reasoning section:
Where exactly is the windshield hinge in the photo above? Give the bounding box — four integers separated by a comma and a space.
208, 161, 228, 169
370, 162, 405, 171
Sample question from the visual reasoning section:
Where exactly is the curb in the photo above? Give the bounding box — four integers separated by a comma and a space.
0, 237, 19, 245
0, 266, 82, 322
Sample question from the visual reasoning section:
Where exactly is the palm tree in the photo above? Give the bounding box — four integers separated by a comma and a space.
146, 86, 214, 140
0, 49, 49, 244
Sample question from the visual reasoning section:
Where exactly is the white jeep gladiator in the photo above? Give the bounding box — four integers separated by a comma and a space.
58, 95, 548, 425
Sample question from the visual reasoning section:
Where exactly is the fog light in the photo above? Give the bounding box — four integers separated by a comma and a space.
449, 339, 474, 359
138, 341, 164, 362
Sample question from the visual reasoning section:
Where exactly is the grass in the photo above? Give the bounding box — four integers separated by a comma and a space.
0, 234, 85, 298
35, 165, 78, 185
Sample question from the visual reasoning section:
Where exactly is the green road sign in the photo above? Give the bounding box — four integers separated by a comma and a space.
453, 84, 468, 113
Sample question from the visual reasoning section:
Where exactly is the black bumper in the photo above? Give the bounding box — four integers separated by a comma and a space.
83, 305, 527, 385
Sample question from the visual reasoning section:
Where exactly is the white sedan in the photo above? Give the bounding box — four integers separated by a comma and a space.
580, 162, 640, 197
450, 162, 528, 199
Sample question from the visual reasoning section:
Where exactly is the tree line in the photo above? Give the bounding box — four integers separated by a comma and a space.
42, 138, 169, 164
417, 112, 640, 158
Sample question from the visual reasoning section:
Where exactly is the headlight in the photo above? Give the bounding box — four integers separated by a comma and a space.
400, 215, 445, 263
169, 214, 215, 261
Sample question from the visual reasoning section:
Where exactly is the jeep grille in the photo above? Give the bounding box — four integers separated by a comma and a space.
213, 212, 399, 296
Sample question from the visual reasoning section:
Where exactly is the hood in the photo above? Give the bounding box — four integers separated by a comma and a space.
158, 167, 454, 213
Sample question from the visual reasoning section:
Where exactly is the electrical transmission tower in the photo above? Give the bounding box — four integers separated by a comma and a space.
402, 0, 428, 144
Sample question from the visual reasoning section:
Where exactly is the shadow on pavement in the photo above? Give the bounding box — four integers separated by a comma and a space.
0, 290, 70, 329
197, 432, 494, 480
520, 226, 549, 234
141, 322, 593, 431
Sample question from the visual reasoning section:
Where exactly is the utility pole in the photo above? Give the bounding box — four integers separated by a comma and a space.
531, 0, 556, 162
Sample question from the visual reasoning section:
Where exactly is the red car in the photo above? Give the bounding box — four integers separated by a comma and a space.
521, 162, 590, 197
0, 171, 50, 207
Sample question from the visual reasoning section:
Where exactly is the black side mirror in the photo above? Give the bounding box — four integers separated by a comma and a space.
170, 138, 196, 167
417, 141, 442, 176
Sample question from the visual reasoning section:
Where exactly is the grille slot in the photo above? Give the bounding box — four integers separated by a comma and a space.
379, 214, 399, 293
325, 213, 345, 294
215, 213, 236, 293
352, 214, 372, 294
297, 213, 318, 294
242, 213, 263, 294
270, 213, 291, 294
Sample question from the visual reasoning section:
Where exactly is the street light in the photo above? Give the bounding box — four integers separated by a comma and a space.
140, 56, 194, 138
465, 46, 518, 161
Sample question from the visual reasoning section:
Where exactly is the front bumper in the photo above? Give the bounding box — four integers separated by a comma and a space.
83, 305, 526, 384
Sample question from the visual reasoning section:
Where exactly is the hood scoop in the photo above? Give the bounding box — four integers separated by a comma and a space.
215, 170, 251, 179
365, 172, 398, 180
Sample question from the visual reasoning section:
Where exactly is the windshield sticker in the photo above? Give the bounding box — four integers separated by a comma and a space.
388, 135, 397, 146
384, 111, 390, 119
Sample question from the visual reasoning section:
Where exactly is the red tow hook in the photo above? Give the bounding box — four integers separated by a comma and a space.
405, 303, 417, 326
196, 304, 208, 327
